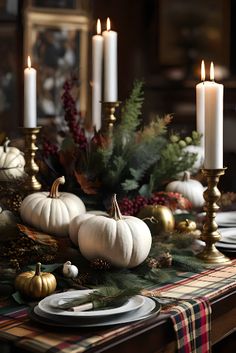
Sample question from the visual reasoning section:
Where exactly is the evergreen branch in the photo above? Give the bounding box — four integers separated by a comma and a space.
172, 254, 204, 273
56, 285, 142, 311
113, 80, 144, 148
148, 142, 197, 192
138, 115, 172, 142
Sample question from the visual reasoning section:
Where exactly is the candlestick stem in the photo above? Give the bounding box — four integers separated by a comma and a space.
102, 101, 120, 135
197, 168, 231, 264
23, 127, 42, 191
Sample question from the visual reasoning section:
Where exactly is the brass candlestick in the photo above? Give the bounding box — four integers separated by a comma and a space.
23, 127, 42, 191
102, 101, 120, 135
197, 168, 231, 264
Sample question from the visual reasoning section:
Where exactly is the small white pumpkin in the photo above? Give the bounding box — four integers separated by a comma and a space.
20, 176, 86, 236
166, 171, 204, 208
0, 138, 25, 181
69, 195, 152, 268
62, 261, 78, 278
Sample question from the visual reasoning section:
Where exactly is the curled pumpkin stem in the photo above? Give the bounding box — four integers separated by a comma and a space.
35, 262, 41, 276
3, 137, 10, 153
48, 176, 65, 198
110, 194, 123, 220
142, 216, 159, 224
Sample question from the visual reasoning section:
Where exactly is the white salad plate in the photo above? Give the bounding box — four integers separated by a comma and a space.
38, 290, 145, 318
32, 296, 160, 327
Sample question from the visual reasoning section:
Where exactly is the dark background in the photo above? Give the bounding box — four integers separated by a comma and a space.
1, 0, 236, 189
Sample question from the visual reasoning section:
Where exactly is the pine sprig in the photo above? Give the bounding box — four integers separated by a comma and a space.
148, 140, 197, 192
113, 80, 144, 148
56, 285, 142, 310
172, 254, 204, 273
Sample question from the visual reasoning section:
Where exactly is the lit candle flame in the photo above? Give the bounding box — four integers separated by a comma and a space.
106, 17, 111, 31
27, 56, 31, 69
210, 62, 214, 81
201, 60, 205, 81
97, 19, 101, 35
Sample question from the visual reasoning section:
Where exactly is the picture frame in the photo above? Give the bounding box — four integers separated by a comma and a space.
23, 7, 90, 125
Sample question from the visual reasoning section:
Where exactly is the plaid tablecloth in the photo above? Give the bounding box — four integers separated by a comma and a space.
1, 260, 236, 353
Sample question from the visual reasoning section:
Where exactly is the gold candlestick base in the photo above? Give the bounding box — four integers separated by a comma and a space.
23, 127, 42, 191
102, 101, 121, 134
197, 168, 231, 265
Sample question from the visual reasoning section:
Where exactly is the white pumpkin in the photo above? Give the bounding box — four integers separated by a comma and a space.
0, 138, 25, 181
69, 195, 152, 268
184, 145, 204, 174
62, 261, 78, 278
166, 171, 204, 208
20, 176, 86, 236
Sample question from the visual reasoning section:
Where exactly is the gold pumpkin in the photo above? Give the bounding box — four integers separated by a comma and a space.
137, 205, 175, 236
15, 262, 57, 299
176, 219, 197, 233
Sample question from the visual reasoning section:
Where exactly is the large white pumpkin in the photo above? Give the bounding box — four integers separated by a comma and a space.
20, 176, 86, 236
69, 195, 152, 268
0, 138, 25, 181
166, 171, 204, 208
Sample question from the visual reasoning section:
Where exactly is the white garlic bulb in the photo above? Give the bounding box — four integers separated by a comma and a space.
62, 261, 78, 278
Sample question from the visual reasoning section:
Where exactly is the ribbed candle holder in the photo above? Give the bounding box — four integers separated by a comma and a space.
197, 168, 231, 264
23, 127, 42, 191
102, 101, 121, 135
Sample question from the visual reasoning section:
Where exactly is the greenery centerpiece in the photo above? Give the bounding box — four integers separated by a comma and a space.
40, 78, 200, 211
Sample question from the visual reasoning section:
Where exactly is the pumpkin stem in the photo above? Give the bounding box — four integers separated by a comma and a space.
48, 176, 65, 198
3, 137, 10, 153
110, 194, 123, 220
35, 262, 41, 276
185, 219, 190, 226
182, 171, 190, 182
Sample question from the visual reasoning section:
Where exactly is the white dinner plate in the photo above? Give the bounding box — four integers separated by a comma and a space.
195, 238, 236, 251
32, 296, 160, 327
216, 212, 236, 227
218, 228, 236, 244
38, 290, 145, 318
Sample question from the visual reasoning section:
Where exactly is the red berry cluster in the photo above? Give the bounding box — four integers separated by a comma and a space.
118, 195, 147, 216
61, 78, 87, 149
118, 191, 192, 216
43, 140, 58, 158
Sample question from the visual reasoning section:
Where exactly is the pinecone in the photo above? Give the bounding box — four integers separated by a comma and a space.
146, 257, 160, 269
158, 252, 173, 268
6, 193, 23, 212
70, 273, 90, 287
90, 258, 112, 270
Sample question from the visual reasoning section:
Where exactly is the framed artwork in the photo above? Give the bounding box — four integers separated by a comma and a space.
0, 0, 18, 20
152, 0, 230, 77
0, 23, 19, 134
24, 8, 90, 125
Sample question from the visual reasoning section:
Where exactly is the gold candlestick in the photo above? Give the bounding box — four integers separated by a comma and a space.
197, 168, 231, 264
102, 101, 120, 134
23, 127, 42, 191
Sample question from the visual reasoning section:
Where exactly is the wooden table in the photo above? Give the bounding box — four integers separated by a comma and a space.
1, 286, 236, 353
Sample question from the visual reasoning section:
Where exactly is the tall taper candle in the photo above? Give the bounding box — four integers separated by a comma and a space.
92, 19, 104, 130
196, 60, 205, 148
24, 56, 37, 128
103, 17, 118, 102
204, 62, 224, 169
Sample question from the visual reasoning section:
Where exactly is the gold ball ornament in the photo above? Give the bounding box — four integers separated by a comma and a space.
15, 262, 57, 299
137, 205, 175, 236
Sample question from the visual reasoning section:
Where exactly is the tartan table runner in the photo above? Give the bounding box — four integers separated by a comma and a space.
168, 298, 211, 353
1, 260, 236, 353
